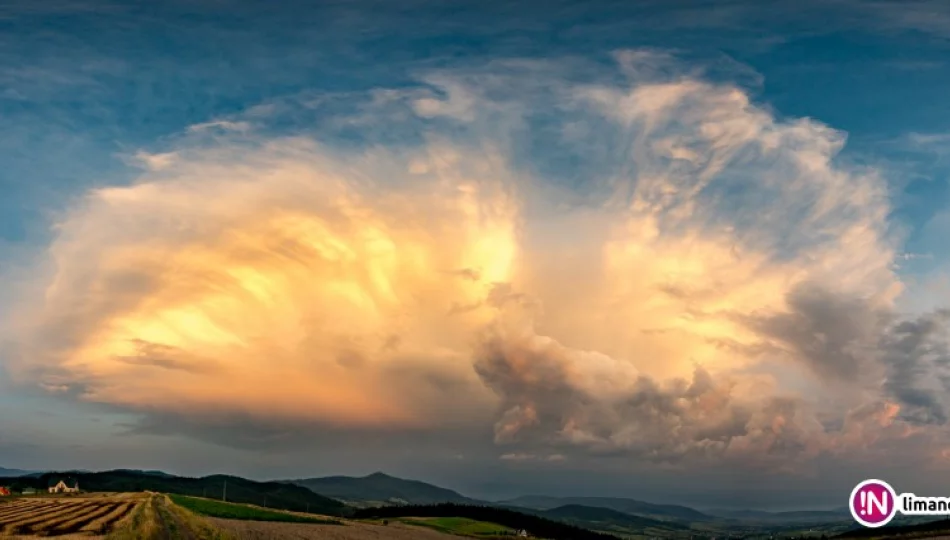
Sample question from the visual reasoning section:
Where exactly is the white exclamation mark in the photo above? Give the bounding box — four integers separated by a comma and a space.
860, 491, 867, 515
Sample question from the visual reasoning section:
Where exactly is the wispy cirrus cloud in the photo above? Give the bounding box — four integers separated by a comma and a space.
187, 120, 252, 134
862, 0, 950, 39
904, 132, 950, 156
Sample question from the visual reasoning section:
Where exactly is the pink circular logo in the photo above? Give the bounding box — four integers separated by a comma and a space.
850, 479, 898, 528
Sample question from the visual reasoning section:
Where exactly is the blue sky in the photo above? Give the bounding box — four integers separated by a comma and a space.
3, 1, 950, 257
2, 0, 950, 510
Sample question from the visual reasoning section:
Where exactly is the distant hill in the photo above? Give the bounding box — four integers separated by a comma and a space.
501, 495, 713, 522
20, 469, 93, 478
836, 517, 950, 538
0, 467, 35, 477
706, 507, 851, 523
539, 504, 693, 535
110, 469, 176, 478
290, 472, 483, 506
0, 470, 346, 516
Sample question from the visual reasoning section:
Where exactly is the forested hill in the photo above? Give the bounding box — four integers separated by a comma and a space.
291, 471, 482, 505
0, 470, 346, 516
502, 495, 712, 521
352, 503, 618, 540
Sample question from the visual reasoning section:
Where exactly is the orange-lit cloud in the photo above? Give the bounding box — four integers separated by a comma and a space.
12, 139, 525, 430
6, 51, 949, 467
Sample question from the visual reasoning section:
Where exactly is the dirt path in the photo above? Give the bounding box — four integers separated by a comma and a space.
153, 495, 199, 540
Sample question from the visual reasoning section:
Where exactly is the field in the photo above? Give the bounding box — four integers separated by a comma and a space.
168, 495, 341, 524
0, 493, 533, 540
172, 495, 475, 539
0, 493, 143, 537
209, 517, 468, 539
402, 516, 513, 536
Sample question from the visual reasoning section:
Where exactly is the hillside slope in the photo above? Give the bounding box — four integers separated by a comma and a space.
291, 472, 482, 505
352, 503, 618, 540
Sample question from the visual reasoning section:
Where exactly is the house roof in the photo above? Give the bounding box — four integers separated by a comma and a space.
47, 478, 78, 488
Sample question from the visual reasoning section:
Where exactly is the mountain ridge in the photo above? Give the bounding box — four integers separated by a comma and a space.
289, 471, 483, 506
500, 494, 714, 522
0, 467, 37, 477
538, 504, 694, 532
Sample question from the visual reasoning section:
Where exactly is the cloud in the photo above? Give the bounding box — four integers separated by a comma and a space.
10, 138, 514, 432
744, 283, 888, 381
862, 0, 950, 39
474, 299, 831, 468
5, 50, 948, 471
894, 132, 950, 168
906, 132, 950, 148
131, 151, 179, 171
187, 120, 252, 134
880, 311, 950, 425
499, 452, 566, 462
0, 0, 124, 20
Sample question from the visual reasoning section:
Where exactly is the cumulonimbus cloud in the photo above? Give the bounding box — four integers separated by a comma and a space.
5, 50, 950, 468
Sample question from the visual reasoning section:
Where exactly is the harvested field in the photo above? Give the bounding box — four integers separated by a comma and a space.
209, 517, 464, 539
0, 493, 144, 538
169, 495, 340, 524
103, 492, 231, 540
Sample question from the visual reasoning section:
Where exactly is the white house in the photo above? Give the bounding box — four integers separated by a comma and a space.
48, 478, 79, 494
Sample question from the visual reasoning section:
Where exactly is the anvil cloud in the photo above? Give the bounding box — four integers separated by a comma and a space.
6, 52, 950, 480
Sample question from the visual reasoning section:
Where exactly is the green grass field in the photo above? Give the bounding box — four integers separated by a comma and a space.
168, 494, 341, 524
401, 516, 513, 536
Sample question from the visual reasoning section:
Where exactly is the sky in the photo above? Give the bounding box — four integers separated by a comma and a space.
2, 0, 950, 511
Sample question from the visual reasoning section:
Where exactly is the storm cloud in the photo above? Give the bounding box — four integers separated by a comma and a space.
3, 50, 949, 479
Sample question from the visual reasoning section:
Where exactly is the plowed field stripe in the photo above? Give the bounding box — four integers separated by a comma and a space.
1, 503, 96, 533
81, 502, 135, 533
45, 503, 118, 535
